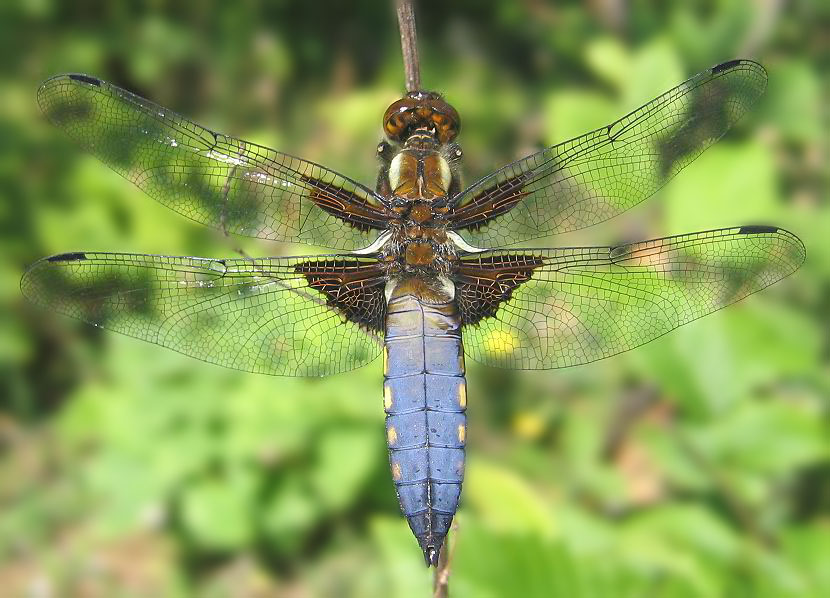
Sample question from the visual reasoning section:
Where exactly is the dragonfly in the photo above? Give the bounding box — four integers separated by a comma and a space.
22, 59, 804, 566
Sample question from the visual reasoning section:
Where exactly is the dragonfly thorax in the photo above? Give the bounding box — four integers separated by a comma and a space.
379, 222, 458, 280
388, 147, 452, 202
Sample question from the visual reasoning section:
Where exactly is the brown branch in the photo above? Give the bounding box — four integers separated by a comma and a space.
395, 0, 421, 92
433, 534, 450, 598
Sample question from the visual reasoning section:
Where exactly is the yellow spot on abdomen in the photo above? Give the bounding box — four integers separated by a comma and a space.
383, 384, 393, 411
458, 423, 466, 444
392, 462, 402, 481
458, 383, 467, 409
387, 426, 398, 445
483, 329, 519, 355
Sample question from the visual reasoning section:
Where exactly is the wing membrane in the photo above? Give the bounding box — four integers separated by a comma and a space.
21, 252, 385, 376
450, 60, 768, 247
38, 74, 389, 250
458, 226, 804, 369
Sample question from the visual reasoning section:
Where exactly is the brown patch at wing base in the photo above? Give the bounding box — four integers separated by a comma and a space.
294, 259, 387, 332
449, 174, 528, 231
455, 253, 544, 325
301, 176, 389, 232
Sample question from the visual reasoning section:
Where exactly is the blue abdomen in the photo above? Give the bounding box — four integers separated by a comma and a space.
384, 286, 466, 566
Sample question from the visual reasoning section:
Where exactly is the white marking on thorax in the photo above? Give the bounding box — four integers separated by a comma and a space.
384, 278, 398, 303
447, 231, 487, 253
438, 275, 456, 300
438, 156, 451, 192
352, 230, 393, 255
389, 153, 404, 190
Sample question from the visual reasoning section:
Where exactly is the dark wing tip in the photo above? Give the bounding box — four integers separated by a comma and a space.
37, 74, 103, 118
709, 59, 768, 96
67, 73, 102, 86
737, 225, 807, 270
738, 225, 778, 235
712, 59, 768, 95
711, 58, 765, 75
47, 252, 88, 262
38, 73, 100, 94
22, 252, 90, 300
711, 59, 744, 74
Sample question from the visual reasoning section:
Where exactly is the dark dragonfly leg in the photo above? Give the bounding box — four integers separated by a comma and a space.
383, 285, 466, 567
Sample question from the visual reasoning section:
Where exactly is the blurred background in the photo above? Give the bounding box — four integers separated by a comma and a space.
0, 0, 827, 596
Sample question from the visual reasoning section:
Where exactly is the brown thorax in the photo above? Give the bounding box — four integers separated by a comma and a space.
377, 91, 463, 277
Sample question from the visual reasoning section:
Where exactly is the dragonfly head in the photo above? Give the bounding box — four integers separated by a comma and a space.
383, 90, 460, 145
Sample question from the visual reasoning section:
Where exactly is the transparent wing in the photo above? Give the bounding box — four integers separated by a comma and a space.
457, 226, 804, 369
21, 252, 387, 376
38, 74, 389, 250
450, 60, 768, 247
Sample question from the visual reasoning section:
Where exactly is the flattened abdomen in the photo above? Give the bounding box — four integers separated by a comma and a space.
384, 289, 467, 566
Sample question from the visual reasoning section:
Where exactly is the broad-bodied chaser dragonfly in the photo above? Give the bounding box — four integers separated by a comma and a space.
22, 60, 804, 566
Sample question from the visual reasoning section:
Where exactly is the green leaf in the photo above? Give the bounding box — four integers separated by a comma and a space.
618, 504, 740, 596
370, 517, 432, 598
665, 141, 779, 232
262, 476, 321, 554
624, 39, 683, 110
632, 298, 817, 415
689, 398, 827, 476
463, 460, 557, 537
311, 427, 379, 513
764, 61, 822, 142
181, 469, 257, 551
585, 38, 631, 91
781, 526, 830, 596
453, 519, 652, 598
544, 90, 616, 144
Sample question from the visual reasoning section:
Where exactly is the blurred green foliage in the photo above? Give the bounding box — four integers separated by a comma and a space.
0, 0, 827, 596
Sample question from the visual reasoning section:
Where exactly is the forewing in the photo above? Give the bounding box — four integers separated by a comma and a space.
450, 60, 768, 247
38, 74, 389, 250
21, 252, 386, 376
458, 226, 804, 369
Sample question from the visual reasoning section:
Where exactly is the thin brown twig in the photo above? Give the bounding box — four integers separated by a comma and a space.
433, 519, 459, 597
432, 534, 451, 598
395, 0, 421, 92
